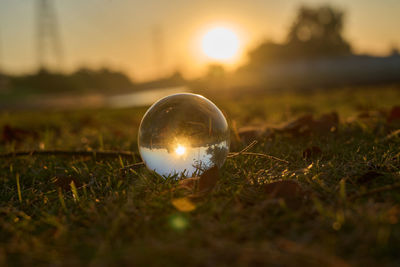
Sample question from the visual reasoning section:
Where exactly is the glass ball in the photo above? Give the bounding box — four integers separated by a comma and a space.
138, 93, 229, 178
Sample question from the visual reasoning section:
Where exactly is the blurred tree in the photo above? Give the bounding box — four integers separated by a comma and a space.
135, 71, 186, 90
248, 5, 352, 66
11, 67, 135, 93
390, 46, 399, 56
206, 64, 225, 79
287, 5, 351, 56
71, 67, 134, 92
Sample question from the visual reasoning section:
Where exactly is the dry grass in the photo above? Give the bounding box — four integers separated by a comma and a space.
0, 86, 399, 266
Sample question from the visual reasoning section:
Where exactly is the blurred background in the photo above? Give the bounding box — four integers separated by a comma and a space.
0, 0, 399, 109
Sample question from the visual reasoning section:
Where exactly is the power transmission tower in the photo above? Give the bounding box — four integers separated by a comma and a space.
0, 28, 2, 73
36, 0, 63, 70
152, 26, 165, 78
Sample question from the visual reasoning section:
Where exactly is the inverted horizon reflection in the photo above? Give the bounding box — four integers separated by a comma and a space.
140, 141, 228, 177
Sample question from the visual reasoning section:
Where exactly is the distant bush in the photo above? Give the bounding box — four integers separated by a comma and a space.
11, 67, 135, 93
247, 5, 352, 66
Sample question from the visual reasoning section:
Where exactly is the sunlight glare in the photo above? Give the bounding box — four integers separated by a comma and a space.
201, 27, 240, 61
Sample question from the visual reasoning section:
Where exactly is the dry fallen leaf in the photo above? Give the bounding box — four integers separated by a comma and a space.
198, 166, 219, 194
237, 126, 266, 144
387, 106, 400, 123
2, 124, 39, 143
263, 180, 310, 208
263, 180, 304, 198
277, 112, 339, 137
177, 166, 220, 200
279, 114, 314, 136
171, 197, 196, 212
235, 112, 339, 145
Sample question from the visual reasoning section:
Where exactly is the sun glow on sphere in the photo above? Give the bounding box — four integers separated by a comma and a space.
175, 145, 186, 156
201, 27, 240, 61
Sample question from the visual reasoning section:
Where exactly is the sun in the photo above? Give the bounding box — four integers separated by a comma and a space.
201, 27, 240, 61
175, 145, 186, 156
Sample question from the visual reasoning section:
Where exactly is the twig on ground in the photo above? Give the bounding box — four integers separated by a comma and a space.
0, 150, 139, 160
239, 140, 258, 154
0, 141, 288, 167
236, 152, 289, 164
227, 140, 289, 164
227, 140, 258, 158
119, 162, 146, 171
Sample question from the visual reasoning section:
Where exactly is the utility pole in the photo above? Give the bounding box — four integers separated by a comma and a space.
36, 0, 63, 71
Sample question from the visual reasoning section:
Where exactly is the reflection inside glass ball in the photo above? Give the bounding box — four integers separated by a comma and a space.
138, 93, 229, 178
175, 145, 186, 156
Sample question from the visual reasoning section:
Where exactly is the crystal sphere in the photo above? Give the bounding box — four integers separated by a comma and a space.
138, 93, 229, 178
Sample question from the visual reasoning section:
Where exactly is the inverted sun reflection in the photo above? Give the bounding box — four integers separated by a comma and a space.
175, 145, 186, 156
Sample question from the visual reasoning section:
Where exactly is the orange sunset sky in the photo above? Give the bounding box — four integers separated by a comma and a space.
1, 0, 399, 81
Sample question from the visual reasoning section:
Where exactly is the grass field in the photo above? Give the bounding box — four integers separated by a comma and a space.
1, 85, 400, 266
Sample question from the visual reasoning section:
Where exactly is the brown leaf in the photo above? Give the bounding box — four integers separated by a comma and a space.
279, 114, 314, 136
278, 112, 339, 137
387, 106, 400, 123
177, 166, 219, 199
264, 180, 303, 198
263, 180, 309, 208
302, 146, 322, 159
357, 171, 383, 184
237, 126, 266, 144
198, 166, 219, 193
2, 124, 39, 143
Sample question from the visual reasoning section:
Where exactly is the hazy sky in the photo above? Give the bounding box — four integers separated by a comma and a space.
1, 0, 399, 80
